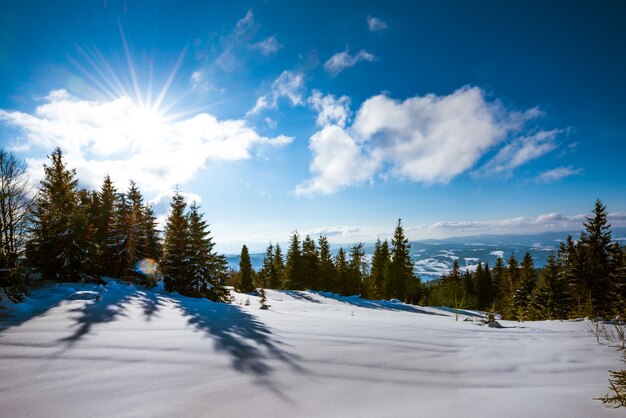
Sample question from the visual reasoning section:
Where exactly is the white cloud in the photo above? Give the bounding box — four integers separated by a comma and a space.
234, 10, 254, 36
248, 70, 305, 115
295, 125, 379, 195
536, 166, 582, 183
307, 90, 351, 127
298, 86, 547, 195
324, 47, 377, 77
367, 16, 388, 32
0, 89, 293, 196
250, 35, 283, 56
408, 211, 626, 239
475, 129, 561, 177
189, 70, 223, 93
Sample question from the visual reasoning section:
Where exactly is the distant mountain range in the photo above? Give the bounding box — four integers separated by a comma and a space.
226, 228, 626, 281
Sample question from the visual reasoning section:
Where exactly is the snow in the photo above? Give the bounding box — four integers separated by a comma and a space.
490, 250, 505, 258
1, 282, 624, 417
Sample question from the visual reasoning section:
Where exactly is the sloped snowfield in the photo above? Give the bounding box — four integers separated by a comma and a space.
1, 282, 624, 417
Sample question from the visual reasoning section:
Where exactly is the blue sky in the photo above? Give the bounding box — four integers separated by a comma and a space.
1, 0, 625, 252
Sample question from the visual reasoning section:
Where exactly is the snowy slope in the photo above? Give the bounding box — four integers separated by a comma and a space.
0, 282, 623, 418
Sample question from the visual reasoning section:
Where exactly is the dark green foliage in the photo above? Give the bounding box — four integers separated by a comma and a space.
162, 191, 190, 292
186, 203, 229, 301
386, 219, 419, 302
477, 262, 494, 309
27, 148, 89, 282
335, 247, 348, 294
317, 235, 336, 291
370, 238, 390, 299
345, 243, 366, 296
258, 243, 276, 289
514, 252, 536, 321
237, 244, 255, 293
300, 235, 319, 290
284, 231, 302, 290
272, 243, 285, 289
597, 351, 626, 407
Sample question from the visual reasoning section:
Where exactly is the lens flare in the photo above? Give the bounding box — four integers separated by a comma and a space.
135, 258, 158, 276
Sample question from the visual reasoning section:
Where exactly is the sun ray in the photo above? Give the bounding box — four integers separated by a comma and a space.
118, 18, 143, 108
153, 45, 188, 113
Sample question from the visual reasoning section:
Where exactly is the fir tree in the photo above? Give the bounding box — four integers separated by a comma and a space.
491, 256, 506, 312
501, 253, 519, 319
477, 261, 494, 309
515, 252, 536, 321
370, 238, 390, 299
335, 247, 348, 294
301, 235, 319, 290
317, 235, 336, 291
284, 231, 302, 290
237, 244, 255, 293
272, 243, 285, 289
161, 191, 190, 292
258, 243, 276, 289
95, 175, 117, 277
28, 148, 87, 282
186, 203, 229, 301
346, 243, 366, 295
581, 199, 612, 316
386, 219, 418, 302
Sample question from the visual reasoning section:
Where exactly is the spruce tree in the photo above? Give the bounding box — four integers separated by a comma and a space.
491, 256, 506, 311
186, 203, 229, 301
515, 252, 536, 321
273, 243, 285, 289
284, 231, 302, 290
28, 148, 86, 282
317, 235, 336, 291
335, 247, 348, 294
95, 175, 117, 277
581, 199, 612, 316
477, 261, 494, 309
346, 243, 366, 296
501, 254, 519, 319
258, 243, 276, 289
237, 244, 255, 293
370, 238, 390, 299
386, 219, 418, 302
301, 235, 319, 290
162, 191, 190, 292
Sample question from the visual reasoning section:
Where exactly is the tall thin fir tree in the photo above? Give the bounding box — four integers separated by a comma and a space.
334, 247, 348, 295
273, 243, 285, 289
161, 191, 190, 293
317, 235, 336, 292
370, 238, 390, 299
258, 243, 275, 289
96, 175, 117, 277
386, 219, 420, 303
514, 252, 536, 321
301, 235, 319, 290
284, 231, 302, 290
237, 244, 255, 293
347, 243, 367, 296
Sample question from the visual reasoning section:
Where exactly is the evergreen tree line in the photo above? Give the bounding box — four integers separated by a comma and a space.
0, 148, 229, 302
426, 200, 626, 320
234, 219, 424, 304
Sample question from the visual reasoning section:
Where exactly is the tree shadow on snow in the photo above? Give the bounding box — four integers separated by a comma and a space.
58, 285, 137, 345
281, 290, 322, 304
55, 283, 166, 345
312, 291, 446, 316
172, 296, 303, 397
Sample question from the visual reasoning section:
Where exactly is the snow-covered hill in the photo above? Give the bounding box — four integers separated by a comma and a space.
0, 281, 623, 417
